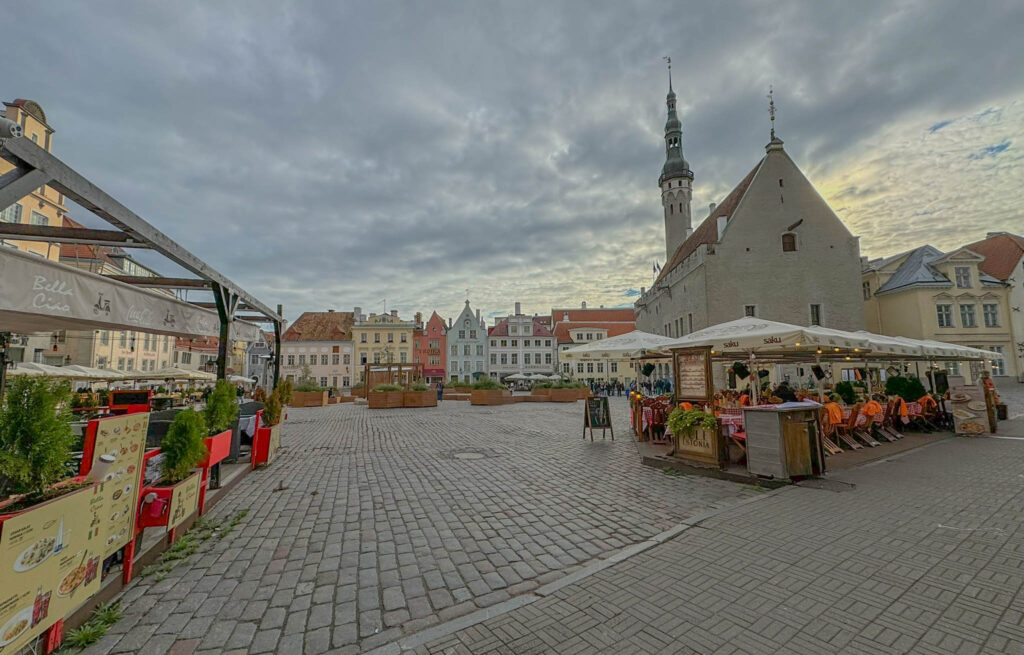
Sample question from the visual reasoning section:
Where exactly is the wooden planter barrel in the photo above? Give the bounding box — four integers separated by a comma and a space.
470, 389, 512, 405
292, 391, 328, 407
368, 391, 404, 409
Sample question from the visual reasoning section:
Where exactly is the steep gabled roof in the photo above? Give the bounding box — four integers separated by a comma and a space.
875, 245, 951, 294
964, 232, 1024, 281
282, 311, 354, 342
488, 318, 553, 338
655, 160, 762, 284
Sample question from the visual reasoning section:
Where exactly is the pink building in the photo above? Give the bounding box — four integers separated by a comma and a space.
414, 311, 447, 382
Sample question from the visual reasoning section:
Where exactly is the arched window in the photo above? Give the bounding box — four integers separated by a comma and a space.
782, 233, 797, 252
669, 204, 674, 215
678, 203, 683, 213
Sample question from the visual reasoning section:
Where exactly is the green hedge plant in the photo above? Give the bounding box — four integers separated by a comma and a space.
262, 391, 282, 426
0, 377, 76, 496
471, 378, 503, 390
666, 407, 718, 438
275, 378, 293, 405
161, 410, 209, 483
203, 380, 239, 435
372, 384, 403, 392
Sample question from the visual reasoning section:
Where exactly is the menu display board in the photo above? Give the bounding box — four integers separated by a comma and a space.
0, 486, 105, 653
672, 347, 713, 403
82, 413, 150, 558
948, 380, 988, 436
167, 473, 201, 531
266, 424, 281, 466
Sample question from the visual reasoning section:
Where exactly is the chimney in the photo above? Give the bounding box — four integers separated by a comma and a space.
581, 301, 587, 309
414, 312, 422, 327
514, 301, 521, 315
640, 286, 646, 295
709, 202, 716, 215
353, 306, 361, 317
448, 318, 452, 328
476, 309, 480, 321
716, 215, 728, 240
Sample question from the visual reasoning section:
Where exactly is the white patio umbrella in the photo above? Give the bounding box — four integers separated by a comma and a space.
527, 374, 548, 380
147, 366, 216, 381
660, 317, 872, 354
506, 373, 528, 380
547, 374, 562, 380
227, 374, 255, 385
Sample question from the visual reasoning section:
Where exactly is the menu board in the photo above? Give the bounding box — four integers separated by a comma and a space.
0, 485, 105, 653
585, 397, 611, 429
672, 347, 713, 403
167, 473, 201, 531
949, 380, 988, 436
82, 413, 150, 558
266, 424, 281, 466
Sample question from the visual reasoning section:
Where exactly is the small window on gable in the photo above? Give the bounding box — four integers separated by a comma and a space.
782, 233, 797, 252
779, 178, 784, 187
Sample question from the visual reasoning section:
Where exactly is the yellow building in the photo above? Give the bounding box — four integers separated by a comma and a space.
1, 100, 68, 260
552, 306, 636, 384
352, 308, 414, 381
862, 245, 1017, 380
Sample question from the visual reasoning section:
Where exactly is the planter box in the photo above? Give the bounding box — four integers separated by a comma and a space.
531, 388, 551, 398
471, 389, 512, 405
199, 429, 232, 468
252, 423, 282, 468
549, 388, 580, 403
368, 391, 404, 409
138, 471, 202, 530
338, 395, 356, 403
292, 391, 328, 407
403, 391, 438, 408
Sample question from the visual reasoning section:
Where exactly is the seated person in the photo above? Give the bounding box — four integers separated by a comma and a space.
772, 381, 798, 403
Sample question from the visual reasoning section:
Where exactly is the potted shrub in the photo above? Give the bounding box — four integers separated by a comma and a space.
549, 382, 580, 403
139, 409, 207, 528
666, 407, 722, 468
834, 381, 857, 405
275, 378, 294, 406
252, 391, 283, 468
253, 387, 267, 403
531, 382, 552, 398
0, 377, 79, 514
470, 378, 510, 405
200, 380, 237, 468
369, 384, 404, 409
403, 382, 437, 408
292, 380, 328, 407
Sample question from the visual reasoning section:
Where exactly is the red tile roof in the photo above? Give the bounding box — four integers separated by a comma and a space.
282, 311, 355, 342
175, 336, 219, 352
550, 308, 635, 323
552, 322, 635, 344
655, 160, 762, 284
59, 216, 124, 264
964, 232, 1024, 281
488, 317, 554, 338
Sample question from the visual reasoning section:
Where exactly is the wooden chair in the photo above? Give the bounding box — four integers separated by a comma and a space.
817, 407, 844, 455
834, 404, 864, 450
878, 400, 903, 441
850, 403, 881, 447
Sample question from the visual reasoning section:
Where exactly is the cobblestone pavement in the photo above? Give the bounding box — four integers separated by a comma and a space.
417, 435, 1024, 655
85, 398, 757, 654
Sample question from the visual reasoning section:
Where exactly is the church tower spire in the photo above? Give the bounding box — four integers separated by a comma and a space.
659, 57, 693, 262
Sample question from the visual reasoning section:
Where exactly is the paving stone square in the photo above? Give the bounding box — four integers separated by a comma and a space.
88, 397, 756, 654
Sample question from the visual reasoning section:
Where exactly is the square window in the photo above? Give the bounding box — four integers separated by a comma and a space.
960, 304, 976, 327
936, 304, 953, 327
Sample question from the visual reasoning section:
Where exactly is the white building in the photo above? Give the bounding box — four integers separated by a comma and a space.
487, 302, 556, 379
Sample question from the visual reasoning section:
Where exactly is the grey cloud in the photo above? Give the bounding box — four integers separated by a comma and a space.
5, 0, 1024, 323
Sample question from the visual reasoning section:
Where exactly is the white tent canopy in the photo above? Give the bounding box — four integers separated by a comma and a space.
505, 373, 528, 380
143, 367, 217, 381
61, 365, 125, 381
227, 374, 255, 385
7, 362, 77, 377
658, 317, 1001, 362
560, 330, 681, 361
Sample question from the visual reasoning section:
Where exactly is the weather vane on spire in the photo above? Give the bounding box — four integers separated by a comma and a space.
663, 56, 672, 90
767, 85, 776, 140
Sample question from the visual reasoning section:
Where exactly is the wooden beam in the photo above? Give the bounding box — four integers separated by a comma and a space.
107, 275, 211, 289
1, 138, 281, 322
0, 223, 150, 247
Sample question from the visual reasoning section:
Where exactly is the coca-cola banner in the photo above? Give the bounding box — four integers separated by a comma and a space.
0, 246, 260, 341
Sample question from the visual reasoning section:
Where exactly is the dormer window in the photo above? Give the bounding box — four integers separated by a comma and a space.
954, 266, 971, 288
782, 233, 797, 252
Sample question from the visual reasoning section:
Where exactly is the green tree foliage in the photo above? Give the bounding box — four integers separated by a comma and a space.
262, 391, 282, 426
275, 378, 293, 405
203, 380, 239, 435
0, 377, 76, 495
834, 381, 857, 405
471, 377, 503, 390
161, 410, 209, 483
885, 376, 927, 401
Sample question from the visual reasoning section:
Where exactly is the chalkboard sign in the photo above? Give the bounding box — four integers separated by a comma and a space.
583, 396, 613, 441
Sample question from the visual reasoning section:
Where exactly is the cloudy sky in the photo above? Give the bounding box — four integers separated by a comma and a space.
6, 1, 1023, 324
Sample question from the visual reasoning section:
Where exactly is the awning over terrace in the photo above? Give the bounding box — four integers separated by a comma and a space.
0, 247, 260, 341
